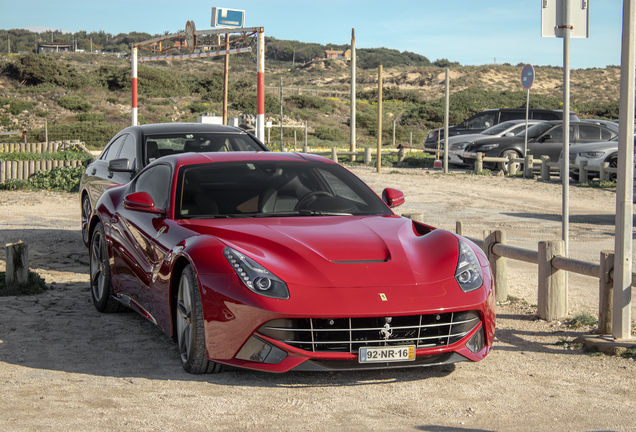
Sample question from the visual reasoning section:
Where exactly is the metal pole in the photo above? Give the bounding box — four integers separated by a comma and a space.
279, 77, 283, 151
613, 0, 635, 340
256, 28, 265, 142
350, 29, 356, 154
562, 0, 571, 281
377, 65, 382, 173
524, 89, 530, 158
223, 33, 229, 125
392, 120, 396, 147
443, 68, 450, 173
131, 46, 138, 126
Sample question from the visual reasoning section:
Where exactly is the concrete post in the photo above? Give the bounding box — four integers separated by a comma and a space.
578, 159, 588, 183
5, 241, 28, 286
475, 152, 483, 173
538, 240, 567, 320
524, 155, 533, 178
540, 155, 551, 181
508, 154, 518, 176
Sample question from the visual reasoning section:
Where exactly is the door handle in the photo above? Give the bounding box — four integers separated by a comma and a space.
108, 172, 114, 179
91, 168, 97, 175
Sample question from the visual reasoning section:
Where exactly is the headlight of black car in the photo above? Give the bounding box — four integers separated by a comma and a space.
223, 247, 289, 299
455, 240, 483, 292
478, 144, 499, 151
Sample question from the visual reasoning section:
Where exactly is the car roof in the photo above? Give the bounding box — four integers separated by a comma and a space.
148, 151, 334, 170
123, 122, 250, 135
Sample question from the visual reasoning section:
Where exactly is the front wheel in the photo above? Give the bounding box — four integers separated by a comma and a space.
498, 150, 522, 174
176, 265, 222, 374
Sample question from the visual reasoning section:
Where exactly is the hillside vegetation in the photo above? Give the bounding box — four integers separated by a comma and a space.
0, 29, 624, 150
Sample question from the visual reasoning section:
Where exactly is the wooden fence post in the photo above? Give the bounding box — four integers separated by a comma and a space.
475, 152, 483, 173
5, 241, 29, 286
600, 161, 609, 182
578, 160, 588, 183
540, 155, 550, 181
302, 146, 309, 153
538, 240, 567, 320
331, 147, 338, 163
402, 213, 424, 223
598, 250, 614, 335
455, 221, 463, 236
524, 155, 533, 178
484, 230, 508, 303
508, 154, 518, 176
364, 147, 372, 165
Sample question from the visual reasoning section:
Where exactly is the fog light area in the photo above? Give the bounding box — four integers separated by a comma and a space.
235, 336, 288, 364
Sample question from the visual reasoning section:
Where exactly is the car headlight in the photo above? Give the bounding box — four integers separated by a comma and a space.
455, 240, 483, 292
478, 144, 499, 151
450, 142, 469, 150
223, 247, 289, 299
579, 151, 605, 158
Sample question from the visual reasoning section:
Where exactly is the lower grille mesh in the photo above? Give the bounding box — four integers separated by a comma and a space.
258, 311, 481, 353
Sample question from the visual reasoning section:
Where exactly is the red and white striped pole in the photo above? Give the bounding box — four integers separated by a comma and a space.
256, 27, 265, 142
131, 46, 138, 126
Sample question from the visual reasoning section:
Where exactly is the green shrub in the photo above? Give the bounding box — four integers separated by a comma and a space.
287, 94, 327, 110
2, 53, 88, 88
27, 166, 85, 192
7, 99, 35, 115
314, 126, 347, 142
76, 113, 105, 122
57, 95, 92, 112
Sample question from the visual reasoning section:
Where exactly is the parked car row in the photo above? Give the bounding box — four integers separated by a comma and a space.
424, 108, 579, 147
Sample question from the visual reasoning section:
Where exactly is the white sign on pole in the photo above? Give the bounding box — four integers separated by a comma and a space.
541, 0, 589, 38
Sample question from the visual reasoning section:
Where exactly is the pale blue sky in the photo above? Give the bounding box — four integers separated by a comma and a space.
0, 0, 627, 69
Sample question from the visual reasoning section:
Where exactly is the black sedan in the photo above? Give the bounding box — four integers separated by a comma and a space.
80, 123, 268, 246
460, 120, 618, 172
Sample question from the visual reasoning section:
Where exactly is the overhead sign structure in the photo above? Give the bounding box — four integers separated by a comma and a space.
541, 0, 589, 38
211, 7, 245, 28
521, 64, 535, 90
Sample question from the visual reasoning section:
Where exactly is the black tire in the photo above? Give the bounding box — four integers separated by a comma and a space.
608, 155, 618, 182
176, 265, 222, 374
81, 194, 91, 247
498, 149, 522, 174
90, 222, 124, 313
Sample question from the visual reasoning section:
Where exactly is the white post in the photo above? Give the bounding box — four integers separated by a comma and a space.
561, 0, 571, 299
350, 29, 356, 155
613, 0, 635, 340
443, 68, 450, 173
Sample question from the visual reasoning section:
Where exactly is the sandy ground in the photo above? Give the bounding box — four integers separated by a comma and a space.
0, 168, 635, 431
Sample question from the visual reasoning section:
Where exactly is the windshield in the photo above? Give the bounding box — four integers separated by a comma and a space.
175, 161, 393, 219
516, 122, 554, 139
145, 132, 263, 164
482, 122, 516, 136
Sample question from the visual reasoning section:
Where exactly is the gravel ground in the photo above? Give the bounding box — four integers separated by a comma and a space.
0, 168, 635, 432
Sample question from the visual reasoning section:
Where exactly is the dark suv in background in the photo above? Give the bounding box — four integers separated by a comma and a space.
424, 108, 580, 147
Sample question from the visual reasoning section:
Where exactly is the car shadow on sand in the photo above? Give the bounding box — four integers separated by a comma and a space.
0, 281, 456, 387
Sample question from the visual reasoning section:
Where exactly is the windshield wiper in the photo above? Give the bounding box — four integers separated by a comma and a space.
254, 210, 352, 217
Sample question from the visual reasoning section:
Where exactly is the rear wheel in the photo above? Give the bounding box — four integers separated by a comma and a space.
176, 264, 222, 374
498, 150, 522, 174
608, 155, 618, 182
90, 222, 124, 313
81, 194, 91, 247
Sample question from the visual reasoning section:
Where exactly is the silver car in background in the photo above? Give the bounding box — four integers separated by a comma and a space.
565, 135, 635, 181
443, 119, 541, 165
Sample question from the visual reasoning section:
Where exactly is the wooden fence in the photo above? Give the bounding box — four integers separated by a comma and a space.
0, 141, 87, 183
402, 214, 623, 334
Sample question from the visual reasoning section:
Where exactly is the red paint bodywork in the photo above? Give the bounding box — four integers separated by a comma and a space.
91, 152, 495, 373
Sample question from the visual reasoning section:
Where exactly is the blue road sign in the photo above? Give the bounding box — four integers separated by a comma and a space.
211, 7, 245, 28
521, 64, 535, 90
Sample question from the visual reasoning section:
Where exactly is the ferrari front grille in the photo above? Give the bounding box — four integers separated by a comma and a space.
258, 311, 481, 353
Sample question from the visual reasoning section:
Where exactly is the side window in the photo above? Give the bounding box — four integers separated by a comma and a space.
545, 125, 563, 141
578, 125, 601, 141
100, 135, 126, 162
134, 164, 172, 210
499, 111, 524, 122
532, 112, 559, 120
463, 112, 496, 130
117, 134, 137, 170
600, 127, 614, 140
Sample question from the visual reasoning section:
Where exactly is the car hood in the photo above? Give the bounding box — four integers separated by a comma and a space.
180, 216, 461, 288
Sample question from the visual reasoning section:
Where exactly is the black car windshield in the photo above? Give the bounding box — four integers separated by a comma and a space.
175, 161, 393, 219
145, 132, 263, 163
517, 122, 554, 139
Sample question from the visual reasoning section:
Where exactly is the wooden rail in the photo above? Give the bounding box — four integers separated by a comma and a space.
403, 216, 626, 334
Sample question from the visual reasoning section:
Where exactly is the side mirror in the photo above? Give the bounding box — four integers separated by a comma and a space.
504, 132, 515, 137
382, 188, 405, 208
123, 191, 165, 215
109, 158, 133, 172
538, 134, 551, 143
